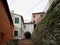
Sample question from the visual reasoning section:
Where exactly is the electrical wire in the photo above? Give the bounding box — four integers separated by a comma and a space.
25, 0, 43, 15
9, 0, 16, 7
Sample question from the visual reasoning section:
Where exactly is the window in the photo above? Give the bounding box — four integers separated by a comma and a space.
34, 24, 36, 28
14, 31, 18, 36
40, 15, 43, 17
15, 18, 19, 23
33, 20, 35, 24
33, 15, 35, 18
24, 25, 26, 28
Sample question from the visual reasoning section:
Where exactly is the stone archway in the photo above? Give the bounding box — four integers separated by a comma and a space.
24, 32, 31, 39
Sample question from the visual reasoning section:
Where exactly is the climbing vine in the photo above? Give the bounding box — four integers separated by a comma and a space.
32, 0, 60, 45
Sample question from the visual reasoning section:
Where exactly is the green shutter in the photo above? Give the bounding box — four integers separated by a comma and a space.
14, 31, 18, 36
15, 18, 19, 23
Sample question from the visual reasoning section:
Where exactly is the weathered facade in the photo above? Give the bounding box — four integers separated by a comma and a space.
32, 12, 45, 24
0, 0, 14, 45
23, 23, 34, 39
11, 13, 24, 39
23, 23, 34, 34
31, 12, 45, 28
11, 13, 34, 39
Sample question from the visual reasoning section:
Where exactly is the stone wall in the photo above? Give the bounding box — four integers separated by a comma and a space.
32, 0, 60, 45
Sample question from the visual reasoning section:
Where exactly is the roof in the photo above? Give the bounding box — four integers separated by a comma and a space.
1, 0, 14, 25
24, 22, 34, 24
21, 16, 24, 22
32, 12, 45, 14
11, 12, 22, 17
11, 12, 24, 22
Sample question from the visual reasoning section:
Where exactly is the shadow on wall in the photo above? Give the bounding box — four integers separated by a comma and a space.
24, 32, 31, 39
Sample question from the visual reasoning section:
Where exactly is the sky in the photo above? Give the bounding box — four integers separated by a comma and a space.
7, 0, 49, 22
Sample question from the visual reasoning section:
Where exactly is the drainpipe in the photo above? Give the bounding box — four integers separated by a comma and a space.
21, 20, 22, 39
21, 28, 22, 39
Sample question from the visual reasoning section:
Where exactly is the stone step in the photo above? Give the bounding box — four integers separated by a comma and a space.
18, 39, 34, 45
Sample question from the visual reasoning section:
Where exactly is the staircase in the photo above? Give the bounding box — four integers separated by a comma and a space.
18, 39, 34, 45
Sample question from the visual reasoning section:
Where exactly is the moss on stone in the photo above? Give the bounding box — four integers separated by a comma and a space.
32, 0, 60, 45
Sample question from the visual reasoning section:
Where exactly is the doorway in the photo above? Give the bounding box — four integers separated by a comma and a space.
24, 32, 31, 39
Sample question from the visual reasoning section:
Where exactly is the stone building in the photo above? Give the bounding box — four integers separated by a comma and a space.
11, 13, 24, 39
23, 23, 34, 39
31, 12, 45, 28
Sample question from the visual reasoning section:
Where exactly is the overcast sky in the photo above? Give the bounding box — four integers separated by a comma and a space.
7, 0, 49, 22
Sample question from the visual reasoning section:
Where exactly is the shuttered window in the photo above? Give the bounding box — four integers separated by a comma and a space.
14, 31, 18, 36
15, 18, 19, 23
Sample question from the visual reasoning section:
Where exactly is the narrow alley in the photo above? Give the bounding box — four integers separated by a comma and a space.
1, 0, 60, 45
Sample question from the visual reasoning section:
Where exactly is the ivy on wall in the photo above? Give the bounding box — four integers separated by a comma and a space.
32, 0, 60, 45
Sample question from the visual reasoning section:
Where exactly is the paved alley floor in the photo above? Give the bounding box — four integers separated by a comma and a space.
18, 39, 34, 45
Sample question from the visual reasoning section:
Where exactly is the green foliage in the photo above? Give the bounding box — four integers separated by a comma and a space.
32, 0, 60, 45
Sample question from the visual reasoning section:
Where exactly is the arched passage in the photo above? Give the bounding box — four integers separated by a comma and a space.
24, 32, 31, 39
